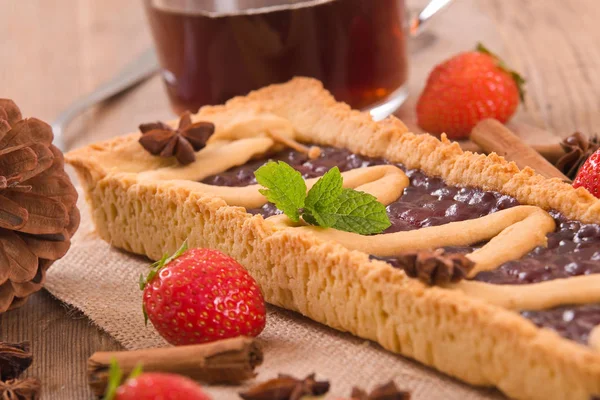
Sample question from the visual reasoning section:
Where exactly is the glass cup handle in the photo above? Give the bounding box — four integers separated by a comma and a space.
409, 0, 454, 36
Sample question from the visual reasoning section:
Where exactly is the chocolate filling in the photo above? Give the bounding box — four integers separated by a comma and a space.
203, 146, 600, 347
522, 304, 600, 345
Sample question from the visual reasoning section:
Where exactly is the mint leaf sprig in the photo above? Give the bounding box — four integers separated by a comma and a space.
255, 161, 391, 235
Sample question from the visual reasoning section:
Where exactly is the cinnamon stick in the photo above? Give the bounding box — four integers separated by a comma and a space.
531, 143, 565, 164
470, 119, 570, 181
87, 336, 263, 397
458, 140, 565, 163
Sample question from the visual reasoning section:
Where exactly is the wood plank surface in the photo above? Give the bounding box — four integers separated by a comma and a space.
2, 0, 600, 398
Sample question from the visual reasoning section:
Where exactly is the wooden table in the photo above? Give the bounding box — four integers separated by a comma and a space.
2, 0, 600, 398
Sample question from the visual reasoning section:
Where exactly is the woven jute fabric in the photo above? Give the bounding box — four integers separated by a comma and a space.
45, 195, 503, 399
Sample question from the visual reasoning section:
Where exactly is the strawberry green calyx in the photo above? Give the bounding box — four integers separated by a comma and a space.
139, 240, 189, 291
103, 359, 123, 400
476, 42, 526, 102
103, 359, 144, 400
128, 363, 143, 380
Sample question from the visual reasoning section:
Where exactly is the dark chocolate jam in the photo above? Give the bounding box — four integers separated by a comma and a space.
474, 211, 600, 285
521, 304, 600, 344
202, 146, 600, 346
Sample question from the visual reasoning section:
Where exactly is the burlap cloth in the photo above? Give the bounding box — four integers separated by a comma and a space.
45, 194, 504, 399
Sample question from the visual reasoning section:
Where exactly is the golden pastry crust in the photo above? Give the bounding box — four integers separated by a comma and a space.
67, 78, 600, 400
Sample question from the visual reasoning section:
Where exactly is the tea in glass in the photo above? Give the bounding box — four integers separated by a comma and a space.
145, 0, 408, 115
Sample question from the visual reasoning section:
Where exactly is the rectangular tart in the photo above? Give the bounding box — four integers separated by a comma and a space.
66, 78, 600, 400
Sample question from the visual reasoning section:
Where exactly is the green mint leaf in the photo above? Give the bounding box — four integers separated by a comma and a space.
326, 188, 391, 235
103, 358, 123, 400
303, 166, 390, 234
255, 161, 306, 222
304, 166, 344, 226
255, 161, 390, 235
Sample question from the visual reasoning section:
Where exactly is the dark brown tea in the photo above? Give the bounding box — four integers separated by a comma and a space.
145, 0, 408, 114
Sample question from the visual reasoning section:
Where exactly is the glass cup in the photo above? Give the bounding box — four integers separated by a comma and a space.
144, 0, 449, 119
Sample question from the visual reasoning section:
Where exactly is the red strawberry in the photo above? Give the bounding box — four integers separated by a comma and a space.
115, 373, 211, 400
140, 241, 266, 346
104, 361, 211, 400
573, 148, 600, 198
416, 43, 525, 139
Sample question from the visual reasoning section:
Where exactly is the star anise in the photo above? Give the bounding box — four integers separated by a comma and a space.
0, 342, 32, 381
556, 132, 600, 179
239, 373, 330, 400
350, 381, 411, 400
396, 249, 474, 285
138, 112, 215, 165
0, 377, 40, 400
0, 99, 79, 312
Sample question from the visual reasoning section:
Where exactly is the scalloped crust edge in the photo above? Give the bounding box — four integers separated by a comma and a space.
66, 77, 600, 400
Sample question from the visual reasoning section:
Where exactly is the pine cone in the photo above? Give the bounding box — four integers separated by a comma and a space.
0, 99, 79, 312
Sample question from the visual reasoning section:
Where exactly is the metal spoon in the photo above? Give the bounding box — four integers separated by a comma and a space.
51, 48, 159, 151
409, 0, 454, 36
